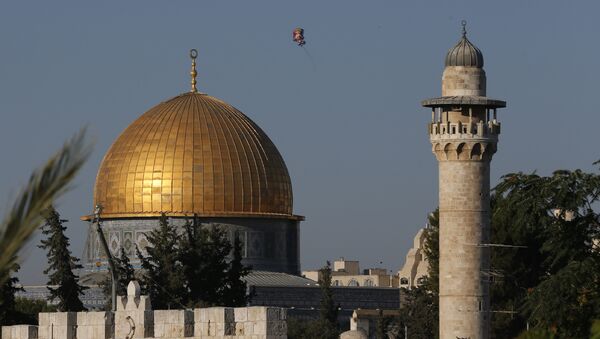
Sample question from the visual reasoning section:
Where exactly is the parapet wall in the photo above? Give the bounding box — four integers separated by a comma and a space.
2, 282, 287, 339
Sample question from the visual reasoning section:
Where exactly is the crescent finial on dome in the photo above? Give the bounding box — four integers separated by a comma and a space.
190, 49, 198, 93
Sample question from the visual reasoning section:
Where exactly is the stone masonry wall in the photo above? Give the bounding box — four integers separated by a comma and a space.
438, 160, 491, 339
2, 282, 287, 339
2, 307, 287, 339
442, 66, 486, 97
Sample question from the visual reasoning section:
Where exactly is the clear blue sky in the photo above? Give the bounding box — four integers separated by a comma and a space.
1, 1, 598, 284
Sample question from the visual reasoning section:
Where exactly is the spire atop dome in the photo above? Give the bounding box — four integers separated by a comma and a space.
445, 21, 484, 68
190, 49, 198, 93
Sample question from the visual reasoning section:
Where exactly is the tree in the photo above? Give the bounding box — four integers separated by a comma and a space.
287, 262, 340, 339
399, 279, 437, 339
179, 217, 231, 306
375, 309, 392, 339
100, 247, 135, 310
419, 165, 600, 338
396, 210, 439, 339
137, 214, 186, 309
39, 207, 87, 312
179, 217, 251, 307
0, 130, 89, 286
319, 262, 337, 326
179, 217, 208, 306
0, 263, 22, 325
198, 226, 231, 305
492, 168, 600, 337
14, 297, 57, 324
222, 233, 251, 306
422, 210, 439, 295
591, 319, 600, 339
316, 261, 339, 339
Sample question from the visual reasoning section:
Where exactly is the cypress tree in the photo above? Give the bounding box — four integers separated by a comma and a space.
39, 207, 86, 312
317, 261, 339, 339
0, 263, 22, 325
180, 217, 251, 307
223, 234, 251, 306
101, 247, 135, 309
179, 217, 208, 306
203, 226, 232, 305
137, 214, 186, 309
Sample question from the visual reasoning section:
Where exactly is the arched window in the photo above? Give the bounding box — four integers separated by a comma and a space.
400, 277, 409, 285
348, 279, 359, 287
364, 279, 374, 287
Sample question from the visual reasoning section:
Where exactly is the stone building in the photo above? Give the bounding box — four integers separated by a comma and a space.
302, 258, 399, 288
81, 51, 303, 276
397, 228, 429, 289
421, 22, 505, 338
8, 50, 402, 320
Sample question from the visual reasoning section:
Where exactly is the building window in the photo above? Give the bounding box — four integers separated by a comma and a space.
364, 279, 374, 287
333, 280, 340, 286
348, 279, 359, 287
400, 277, 409, 285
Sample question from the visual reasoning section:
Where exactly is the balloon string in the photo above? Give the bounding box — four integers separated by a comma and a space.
302, 46, 317, 71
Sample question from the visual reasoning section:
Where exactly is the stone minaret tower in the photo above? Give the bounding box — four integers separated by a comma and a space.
421, 22, 505, 339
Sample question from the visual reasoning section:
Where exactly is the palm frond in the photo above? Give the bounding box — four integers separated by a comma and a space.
0, 129, 91, 284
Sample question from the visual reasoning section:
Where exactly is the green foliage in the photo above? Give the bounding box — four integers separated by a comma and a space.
223, 233, 251, 306
0, 130, 90, 286
100, 247, 135, 310
13, 298, 57, 324
318, 261, 338, 330
418, 165, 600, 338
0, 264, 57, 326
287, 318, 339, 339
375, 309, 391, 339
287, 262, 339, 339
179, 217, 251, 307
137, 214, 186, 309
0, 264, 22, 325
491, 168, 600, 338
516, 328, 556, 339
399, 280, 437, 339
39, 207, 86, 312
178, 217, 209, 306
423, 209, 439, 295
591, 319, 600, 339
137, 215, 251, 308
195, 225, 232, 306
286, 317, 310, 339
395, 209, 439, 339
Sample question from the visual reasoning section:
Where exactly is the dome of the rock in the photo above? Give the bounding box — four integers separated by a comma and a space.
92, 92, 295, 220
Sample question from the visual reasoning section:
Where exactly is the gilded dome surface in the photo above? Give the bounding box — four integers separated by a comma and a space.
92, 92, 295, 219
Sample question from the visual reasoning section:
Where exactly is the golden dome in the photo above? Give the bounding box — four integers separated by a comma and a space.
90, 92, 298, 220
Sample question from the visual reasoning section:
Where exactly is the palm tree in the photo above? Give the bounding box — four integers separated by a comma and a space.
0, 129, 90, 285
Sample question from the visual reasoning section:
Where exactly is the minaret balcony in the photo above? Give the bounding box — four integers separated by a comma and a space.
428, 121, 500, 142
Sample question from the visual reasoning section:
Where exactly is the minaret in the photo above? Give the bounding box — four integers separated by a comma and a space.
421, 22, 505, 339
